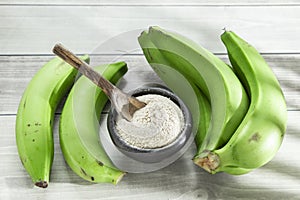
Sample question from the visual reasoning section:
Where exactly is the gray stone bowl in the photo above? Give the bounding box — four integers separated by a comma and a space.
107, 84, 192, 163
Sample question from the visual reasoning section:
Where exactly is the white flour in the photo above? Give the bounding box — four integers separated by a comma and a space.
115, 94, 184, 149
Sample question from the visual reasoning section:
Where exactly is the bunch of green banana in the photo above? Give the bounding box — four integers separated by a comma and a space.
192, 31, 287, 174
138, 26, 249, 159
59, 61, 127, 184
139, 26, 287, 175
16, 55, 89, 188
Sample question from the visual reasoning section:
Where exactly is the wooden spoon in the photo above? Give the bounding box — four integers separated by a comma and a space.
53, 43, 146, 121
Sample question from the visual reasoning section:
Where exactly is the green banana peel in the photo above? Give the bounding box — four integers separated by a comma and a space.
194, 31, 287, 174
16, 55, 90, 188
59, 61, 127, 184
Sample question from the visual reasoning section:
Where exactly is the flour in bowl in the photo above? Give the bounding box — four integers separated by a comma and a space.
115, 94, 185, 149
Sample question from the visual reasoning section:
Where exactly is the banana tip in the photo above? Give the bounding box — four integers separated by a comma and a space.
34, 180, 48, 188
114, 172, 127, 185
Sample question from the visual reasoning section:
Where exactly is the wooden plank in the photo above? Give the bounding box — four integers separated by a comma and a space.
1, 0, 300, 6
1, 110, 300, 199
0, 55, 163, 114
0, 54, 299, 115
1, 5, 300, 54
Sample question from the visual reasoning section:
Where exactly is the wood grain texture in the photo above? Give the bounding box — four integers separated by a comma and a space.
1, 55, 299, 199
1, 111, 300, 199
1, 1, 300, 199
1, 0, 300, 6
1, 5, 300, 54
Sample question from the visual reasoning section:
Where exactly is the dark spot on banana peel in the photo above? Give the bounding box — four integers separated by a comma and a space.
248, 132, 261, 143
97, 160, 104, 166
27, 123, 30, 127
80, 168, 87, 176
35, 180, 48, 188
80, 168, 95, 181
23, 99, 26, 109
34, 122, 42, 126
32, 139, 35, 142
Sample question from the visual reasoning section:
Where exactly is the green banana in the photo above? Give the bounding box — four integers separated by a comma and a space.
139, 26, 249, 156
194, 31, 287, 174
15, 55, 89, 188
59, 61, 127, 184
138, 32, 211, 151
193, 85, 211, 149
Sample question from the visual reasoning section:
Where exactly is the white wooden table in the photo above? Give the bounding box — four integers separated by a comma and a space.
1, 1, 300, 199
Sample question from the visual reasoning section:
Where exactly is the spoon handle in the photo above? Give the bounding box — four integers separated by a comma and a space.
53, 43, 146, 121
53, 43, 114, 97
